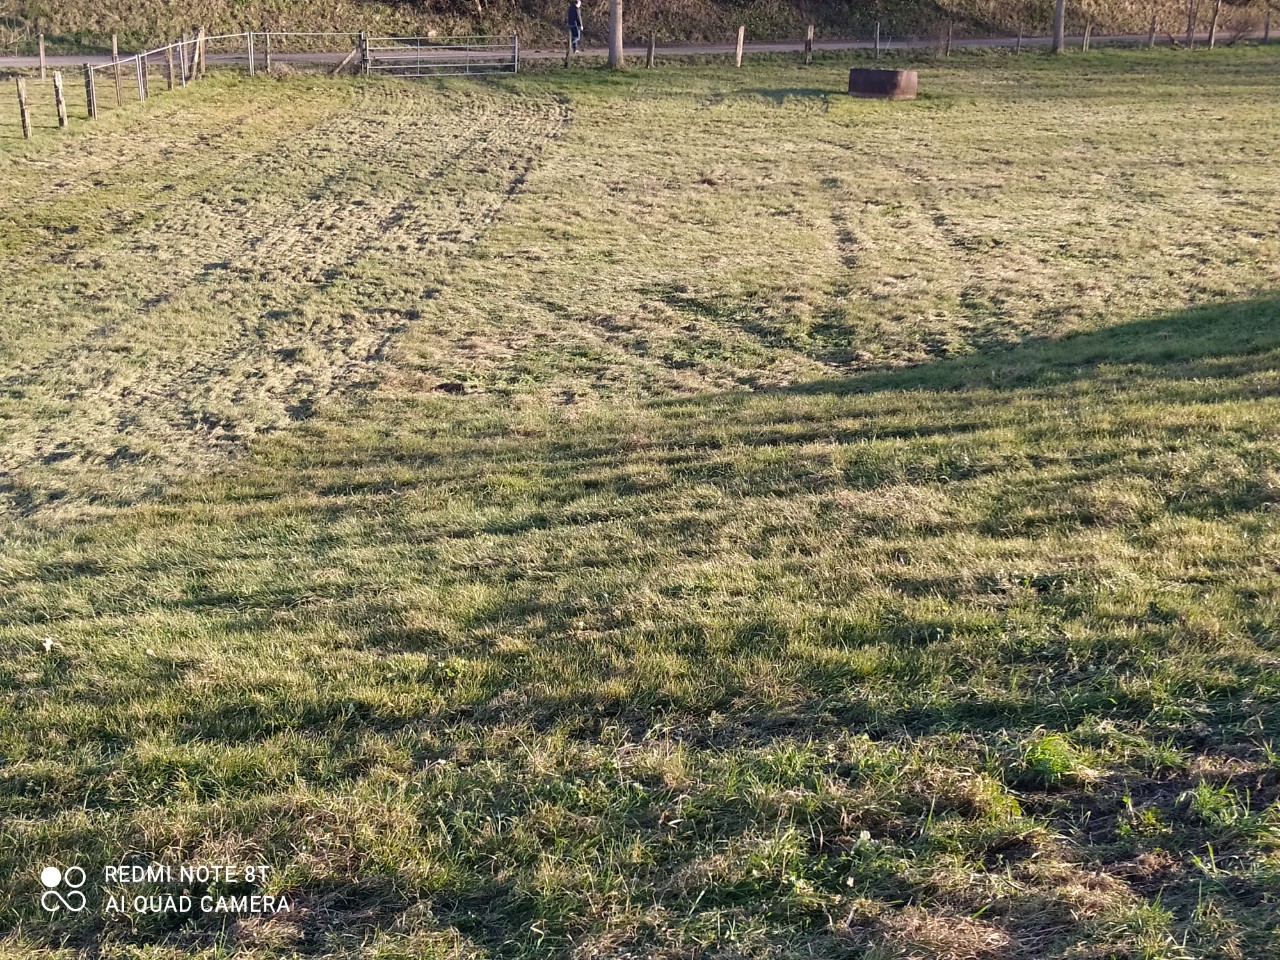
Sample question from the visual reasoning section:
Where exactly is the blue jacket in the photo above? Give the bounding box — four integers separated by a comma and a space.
567, 4, 583, 27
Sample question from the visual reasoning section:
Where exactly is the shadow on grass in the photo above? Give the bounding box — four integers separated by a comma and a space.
770, 294, 1280, 398
79, 300, 1280, 740
8, 295, 1280, 960
742, 86, 833, 104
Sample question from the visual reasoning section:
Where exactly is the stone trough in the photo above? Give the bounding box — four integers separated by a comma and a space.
848, 68, 918, 100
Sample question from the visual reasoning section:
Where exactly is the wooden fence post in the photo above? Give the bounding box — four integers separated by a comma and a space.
360, 31, 369, 74
247, 31, 255, 76
112, 33, 123, 105
53, 70, 67, 127
15, 78, 31, 139
735, 25, 745, 67
944, 21, 953, 57
1016, 25, 1023, 53
84, 64, 97, 119
1083, 21, 1092, 50
136, 55, 146, 100
874, 21, 881, 58
1148, 15, 1157, 48
646, 34, 655, 67
165, 44, 175, 89
198, 28, 207, 78
265, 32, 272, 72
190, 28, 203, 79
38, 33, 46, 81
804, 24, 814, 64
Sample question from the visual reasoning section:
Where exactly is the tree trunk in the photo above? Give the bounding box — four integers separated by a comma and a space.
1207, 0, 1222, 47
609, 0, 625, 69
1052, 0, 1068, 52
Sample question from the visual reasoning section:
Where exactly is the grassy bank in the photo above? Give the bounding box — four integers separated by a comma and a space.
2, 46, 1279, 959
2, 0, 1272, 52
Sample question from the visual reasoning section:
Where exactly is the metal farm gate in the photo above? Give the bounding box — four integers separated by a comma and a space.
363, 35, 519, 77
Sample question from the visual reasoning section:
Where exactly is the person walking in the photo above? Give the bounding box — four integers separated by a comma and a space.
567, 0, 584, 53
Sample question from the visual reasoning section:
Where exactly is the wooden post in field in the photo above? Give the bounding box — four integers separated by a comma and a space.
359, 31, 369, 74
1083, 21, 1092, 50
84, 64, 97, 119
735, 25, 745, 67
136, 55, 146, 100
15, 78, 31, 138
247, 31, 255, 76
804, 24, 814, 64
331, 41, 360, 74
875, 21, 881, 58
165, 44, 175, 89
1016, 25, 1023, 53
53, 71, 67, 127
265, 32, 272, 72
190, 27, 204, 79
1207, 0, 1221, 47
112, 33, 123, 104
198, 28, 207, 78
38, 33, 46, 81
646, 34, 655, 67
945, 20, 953, 57
1148, 15, 1158, 48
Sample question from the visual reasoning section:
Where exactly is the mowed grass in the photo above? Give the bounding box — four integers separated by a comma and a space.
1, 47, 1279, 959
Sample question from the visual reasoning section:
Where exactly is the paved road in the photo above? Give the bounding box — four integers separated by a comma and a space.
0, 32, 1245, 69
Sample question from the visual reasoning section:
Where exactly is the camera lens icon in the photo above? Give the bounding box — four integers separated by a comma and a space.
40, 865, 86, 913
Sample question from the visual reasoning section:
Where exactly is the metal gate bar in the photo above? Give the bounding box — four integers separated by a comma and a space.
365, 35, 518, 76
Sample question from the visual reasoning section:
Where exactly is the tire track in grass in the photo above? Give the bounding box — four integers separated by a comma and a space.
0, 82, 572, 518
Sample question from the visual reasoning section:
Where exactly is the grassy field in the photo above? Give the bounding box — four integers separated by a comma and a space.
2, 45, 1280, 960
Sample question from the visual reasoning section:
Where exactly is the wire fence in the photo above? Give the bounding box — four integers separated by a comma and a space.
83, 31, 216, 117
70, 29, 517, 121
8, 19, 1271, 140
